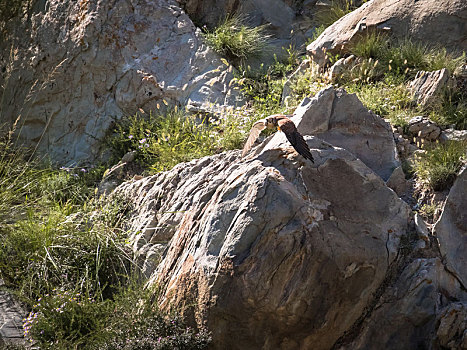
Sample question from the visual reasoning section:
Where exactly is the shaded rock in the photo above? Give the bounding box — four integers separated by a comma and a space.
116, 129, 410, 349
408, 69, 454, 108
288, 87, 399, 181
408, 116, 442, 141
414, 212, 430, 250
98, 151, 142, 196
434, 166, 467, 288
307, 0, 467, 67
0, 0, 242, 165
436, 302, 467, 349
0, 282, 27, 346
386, 165, 408, 198
339, 258, 467, 350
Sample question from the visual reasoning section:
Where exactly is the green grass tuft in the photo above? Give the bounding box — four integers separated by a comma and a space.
203, 15, 270, 65
413, 141, 466, 191
314, 0, 358, 28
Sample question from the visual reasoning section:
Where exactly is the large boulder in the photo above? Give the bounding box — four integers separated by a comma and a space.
287, 87, 399, 181
307, 0, 467, 66
0, 0, 241, 165
116, 133, 410, 349
434, 166, 467, 288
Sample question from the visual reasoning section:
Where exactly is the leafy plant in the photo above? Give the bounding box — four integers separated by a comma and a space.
413, 141, 466, 191
203, 15, 270, 65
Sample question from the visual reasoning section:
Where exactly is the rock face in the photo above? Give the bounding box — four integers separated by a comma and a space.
408, 116, 442, 141
307, 0, 467, 66
434, 167, 467, 288
0, 0, 241, 165
291, 87, 399, 181
115, 89, 412, 349
0, 282, 27, 347
408, 69, 453, 108
340, 258, 467, 350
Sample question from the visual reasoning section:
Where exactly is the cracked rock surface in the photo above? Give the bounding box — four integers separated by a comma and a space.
0, 0, 241, 165
115, 89, 411, 348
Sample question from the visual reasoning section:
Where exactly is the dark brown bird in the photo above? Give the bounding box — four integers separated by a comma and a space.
242, 114, 314, 162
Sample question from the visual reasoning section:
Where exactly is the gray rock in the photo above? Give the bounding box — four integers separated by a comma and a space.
414, 212, 430, 250
307, 0, 467, 67
434, 167, 467, 288
0, 282, 27, 346
386, 165, 408, 198
340, 258, 467, 350
115, 132, 410, 349
0, 0, 242, 165
408, 116, 442, 141
283, 87, 399, 181
436, 302, 467, 349
408, 69, 454, 108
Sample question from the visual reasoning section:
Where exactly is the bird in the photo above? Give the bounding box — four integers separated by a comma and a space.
242, 114, 314, 162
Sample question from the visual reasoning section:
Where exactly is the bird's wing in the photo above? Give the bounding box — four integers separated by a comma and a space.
279, 119, 314, 163
241, 119, 267, 157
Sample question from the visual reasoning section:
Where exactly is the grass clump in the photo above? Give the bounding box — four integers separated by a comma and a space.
348, 32, 466, 78
203, 15, 270, 65
314, 0, 359, 28
22, 283, 211, 350
0, 138, 211, 349
106, 109, 252, 173
428, 87, 467, 129
413, 141, 466, 191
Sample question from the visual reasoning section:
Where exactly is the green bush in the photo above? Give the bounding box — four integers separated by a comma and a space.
22, 282, 211, 350
203, 15, 270, 65
24, 290, 112, 348
0, 196, 133, 303
413, 141, 466, 191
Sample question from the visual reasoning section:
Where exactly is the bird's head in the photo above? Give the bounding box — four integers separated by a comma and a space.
265, 116, 278, 129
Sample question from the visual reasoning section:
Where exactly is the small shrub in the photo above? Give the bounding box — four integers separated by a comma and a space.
349, 34, 466, 80
203, 15, 270, 65
413, 141, 466, 191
